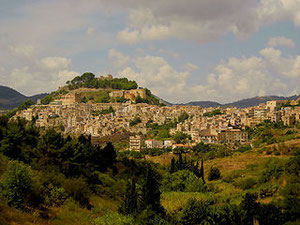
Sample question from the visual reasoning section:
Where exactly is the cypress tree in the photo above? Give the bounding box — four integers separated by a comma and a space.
170, 157, 175, 173
140, 165, 163, 214
178, 153, 183, 170
200, 159, 205, 183
120, 178, 137, 215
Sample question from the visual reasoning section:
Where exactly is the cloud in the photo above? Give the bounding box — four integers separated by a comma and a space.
183, 63, 199, 72
108, 49, 131, 69
260, 47, 300, 77
39, 57, 72, 70
113, 0, 300, 43
111, 48, 300, 103
267, 36, 295, 48
9, 44, 35, 57
117, 55, 190, 101
7, 56, 78, 95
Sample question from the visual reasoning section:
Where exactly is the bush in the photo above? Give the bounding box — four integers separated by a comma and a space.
208, 166, 221, 181
63, 178, 90, 206
93, 212, 135, 225
162, 170, 205, 192
0, 161, 33, 209
237, 178, 257, 190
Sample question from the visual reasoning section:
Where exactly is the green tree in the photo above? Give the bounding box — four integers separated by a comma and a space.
1, 161, 33, 209
120, 179, 138, 215
208, 166, 220, 181
140, 165, 164, 214
240, 193, 260, 225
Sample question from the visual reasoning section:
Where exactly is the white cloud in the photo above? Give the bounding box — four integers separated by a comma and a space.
267, 36, 295, 48
39, 57, 72, 70
87, 27, 95, 36
9, 44, 35, 57
260, 47, 300, 77
7, 56, 78, 95
117, 55, 190, 101
108, 49, 131, 69
112, 49, 300, 103
183, 63, 199, 72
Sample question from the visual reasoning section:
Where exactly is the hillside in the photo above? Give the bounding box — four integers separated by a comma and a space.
41, 73, 165, 106
0, 85, 47, 110
183, 95, 300, 108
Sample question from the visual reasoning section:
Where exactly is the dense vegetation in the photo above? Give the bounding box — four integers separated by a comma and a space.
67, 72, 138, 90
0, 116, 299, 224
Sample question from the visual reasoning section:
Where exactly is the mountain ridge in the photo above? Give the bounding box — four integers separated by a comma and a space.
0, 85, 48, 110
181, 95, 300, 108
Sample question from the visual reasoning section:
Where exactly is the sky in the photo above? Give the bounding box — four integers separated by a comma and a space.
0, 0, 300, 104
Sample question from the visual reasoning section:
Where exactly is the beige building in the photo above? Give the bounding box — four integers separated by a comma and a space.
109, 89, 146, 101
218, 129, 248, 144
129, 135, 143, 151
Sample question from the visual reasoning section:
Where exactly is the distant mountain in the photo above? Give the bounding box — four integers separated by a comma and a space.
0, 85, 48, 110
182, 95, 300, 108
183, 101, 222, 108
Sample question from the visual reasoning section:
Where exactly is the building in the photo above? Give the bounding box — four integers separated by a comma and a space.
282, 114, 296, 126
129, 135, 143, 151
109, 89, 146, 101
145, 139, 163, 149
254, 108, 267, 118
218, 129, 248, 144
62, 93, 81, 105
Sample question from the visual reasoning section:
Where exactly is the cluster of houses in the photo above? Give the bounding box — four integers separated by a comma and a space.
16, 91, 300, 151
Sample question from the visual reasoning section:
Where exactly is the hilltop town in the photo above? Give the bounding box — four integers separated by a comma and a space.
15, 73, 300, 151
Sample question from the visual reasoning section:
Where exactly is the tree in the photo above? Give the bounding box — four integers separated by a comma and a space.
173, 132, 189, 144
240, 193, 260, 225
180, 198, 208, 225
102, 142, 117, 168
1, 161, 33, 209
208, 166, 220, 181
120, 179, 138, 215
200, 159, 205, 183
140, 165, 164, 214
170, 157, 175, 173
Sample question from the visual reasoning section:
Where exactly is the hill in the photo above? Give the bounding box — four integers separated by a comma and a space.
0, 85, 47, 110
182, 95, 300, 108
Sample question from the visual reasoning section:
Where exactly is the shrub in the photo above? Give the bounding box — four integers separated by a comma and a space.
1, 161, 33, 209
93, 213, 135, 225
63, 178, 90, 206
208, 166, 221, 181
46, 187, 68, 206
237, 178, 257, 190
162, 170, 205, 192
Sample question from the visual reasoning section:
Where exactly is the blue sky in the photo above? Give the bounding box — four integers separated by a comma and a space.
0, 0, 300, 103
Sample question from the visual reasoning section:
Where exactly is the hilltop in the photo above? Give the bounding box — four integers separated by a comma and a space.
0, 85, 47, 110
40, 73, 164, 106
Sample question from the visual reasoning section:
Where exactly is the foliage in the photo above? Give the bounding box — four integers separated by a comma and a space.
173, 132, 190, 144
208, 166, 221, 181
67, 73, 138, 90
129, 117, 142, 127
239, 193, 260, 225
119, 179, 138, 215
92, 106, 115, 116
162, 170, 205, 192
0, 161, 33, 209
178, 112, 189, 123
203, 109, 223, 117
